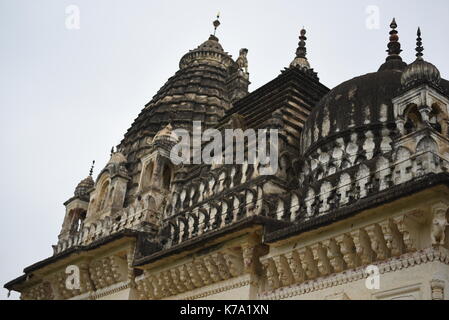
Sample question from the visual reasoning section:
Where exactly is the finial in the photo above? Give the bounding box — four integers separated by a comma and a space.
213, 12, 221, 36
386, 18, 402, 61
296, 28, 307, 59
89, 160, 95, 177
416, 27, 424, 60
390, 17, 397, 29
110, 146, 115, 156
290, 27, 311, 70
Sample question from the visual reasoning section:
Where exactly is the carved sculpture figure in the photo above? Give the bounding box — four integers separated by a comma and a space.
236, 48, 249, 73
431, 207, 448, 246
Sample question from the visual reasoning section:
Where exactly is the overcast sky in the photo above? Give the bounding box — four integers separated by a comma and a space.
1, 0, 449, 300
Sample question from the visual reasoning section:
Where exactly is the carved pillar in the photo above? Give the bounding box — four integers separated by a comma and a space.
430, 279, 445, 300
154, 273, 169, 298
162, 270, 177, 296
212, 252, 232, 280
137, 272, 155, 300
170, 268, 187, 293
272, 255, 294, 287
127, 245, 136, 289
79, 261, 95, 294
285, 250, 306, 284
241, 243, 257, 274
195, 259, 213, 286
311, 243, 333, 276
351, 229, 375, 265
222, 248, 244, 277
379, 219, 405, 257
178, 265, 195, 291
365, 224, 390, 261
186, 262, 203, 288
261, 258, 280, 290
335, 234, 359, 269
241, 234, 266, 275
203, 256, 221, 283
431, 202, 449, 246
323, 239, 346, 273
393, 215, 418, 252
298, 247, 318, 280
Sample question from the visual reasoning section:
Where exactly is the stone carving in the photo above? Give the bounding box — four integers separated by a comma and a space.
430, 279, 445, 300
259, 210, 436, 292
236, 48, 249, 73
431, 203, 449, 246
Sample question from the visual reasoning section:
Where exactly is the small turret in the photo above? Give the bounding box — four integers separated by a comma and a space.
401, 28, 441, 90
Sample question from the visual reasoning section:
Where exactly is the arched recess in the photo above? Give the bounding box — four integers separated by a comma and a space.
141, 161, 155, 190
404, 104, 423, 134
68, 208, 87, 234
162, 163, 173, 191
394, 146, 412, 162
94, 172, 111, 213
429, 103, 449, 136
417, 136, 438, 153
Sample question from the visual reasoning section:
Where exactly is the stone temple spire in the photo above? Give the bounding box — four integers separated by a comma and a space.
386, 18, 402, 61
290, 28, 311, 70
401, 27, 441, 89
213, 12, 221, 36
378, 18, 407, 71
415, 27, 424, 60
89, 160, 95, 177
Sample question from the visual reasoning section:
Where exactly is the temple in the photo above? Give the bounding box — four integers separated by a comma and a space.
5, 18, 449, 300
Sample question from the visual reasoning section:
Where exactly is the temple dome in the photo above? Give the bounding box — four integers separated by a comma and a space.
117, 19, 247, 200
401, 29, 441, 89
198, 35, 225, 52
153, 123, 178, 143
401, 59, 440, 89
179, 35, 234, 69
301, 67, 404, 154
74, 176, 94, 199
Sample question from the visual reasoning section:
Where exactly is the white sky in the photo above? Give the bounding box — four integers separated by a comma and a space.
1, 0, 449, 300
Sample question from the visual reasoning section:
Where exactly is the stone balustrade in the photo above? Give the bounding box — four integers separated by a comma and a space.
53, 207, 148, 255
135, 245, 249, 300
291, 149, 449, 223
163, 185, 264, 246
260, 204, 449, 293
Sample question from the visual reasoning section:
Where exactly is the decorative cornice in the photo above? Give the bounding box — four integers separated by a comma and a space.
168, 275, 255, 301
91, 280, 131, 300
259, 246, 449, 300
266, 172, 449, 243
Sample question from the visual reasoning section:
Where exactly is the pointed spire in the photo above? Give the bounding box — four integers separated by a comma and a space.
401, 26, 441, 89
379, 18, 407, 71
296, 28, 307, 59
213, 12, 221, 36
415, 27, 424, 60
386, 18, 403, 61
89, 160, 95, 177
290, 27, 311, 70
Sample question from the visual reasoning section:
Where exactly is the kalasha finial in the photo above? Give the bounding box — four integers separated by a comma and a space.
89, 160, 95, 177
416, 27, 424, 60
386, 18, 402, 61
296, 28, 307, 59
290, 27, 311, 70
213, 12, 221, 36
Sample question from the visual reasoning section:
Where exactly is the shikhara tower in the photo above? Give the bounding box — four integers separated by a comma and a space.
5, 18, 449, 300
